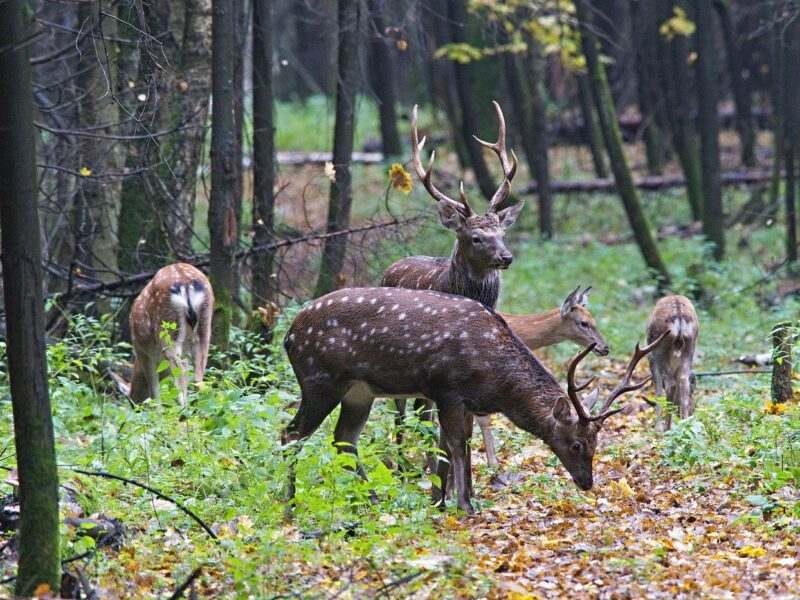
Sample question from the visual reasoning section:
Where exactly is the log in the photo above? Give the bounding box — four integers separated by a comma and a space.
771, 321, 794, 403
276, 151, 384, 165
522, 170, 776, 196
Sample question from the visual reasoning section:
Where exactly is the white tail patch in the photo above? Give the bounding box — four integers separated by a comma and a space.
170, 286, 190, 311
668, 317, 695, 357
188, 284, 206, 313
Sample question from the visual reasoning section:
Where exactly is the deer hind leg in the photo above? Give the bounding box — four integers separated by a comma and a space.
281, 378, 342, 514
131, 350, 159, 403
435, 401, 474, 515
192, 315, 212, 386
393, 399, 407, 446
677, 370, 693, 419
334, 384, 375, 495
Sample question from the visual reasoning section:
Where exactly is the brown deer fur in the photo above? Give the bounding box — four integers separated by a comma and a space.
129, 263, 213, 405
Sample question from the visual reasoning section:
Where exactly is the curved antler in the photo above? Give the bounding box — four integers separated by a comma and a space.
411, 105, 473, 216
473, 101, 518, 212
566, 343, 597, 422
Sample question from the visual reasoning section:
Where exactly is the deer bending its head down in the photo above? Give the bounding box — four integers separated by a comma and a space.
281, 287, 666, 514
646, 295, 698, 431
129, 263, 214, 406
381, 102, 523, 308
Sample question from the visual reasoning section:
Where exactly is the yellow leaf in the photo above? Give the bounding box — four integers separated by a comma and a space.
764, 401, 788, 415
79, 166, 92, 177
738, 545, 766, 558
388, 163, 413, 194
33, 583, 52, 598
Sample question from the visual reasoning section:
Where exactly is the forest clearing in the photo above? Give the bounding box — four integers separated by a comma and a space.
1, 0, 799, 598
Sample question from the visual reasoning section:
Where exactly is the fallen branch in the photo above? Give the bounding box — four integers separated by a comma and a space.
693, 369, 772, 378
168, 567, 203, 600
277, 150, 384, 165
68, 468, 217, 539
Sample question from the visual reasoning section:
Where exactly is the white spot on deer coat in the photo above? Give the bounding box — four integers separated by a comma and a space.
398, 313, 406, 320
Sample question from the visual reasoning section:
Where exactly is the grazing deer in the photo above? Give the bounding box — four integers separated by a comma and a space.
646, 295, 698, 431
382, 101, 522, 473
281, 287, 666, 514
129, 263, 214, 406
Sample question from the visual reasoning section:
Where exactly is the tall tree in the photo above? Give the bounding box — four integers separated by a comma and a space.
447, 0, 498, 202
783, 5, 800, 266
252, 0, 278, 318
367, 0, 402, 157
209, 0, 239, 348
314, 0, 363, 295
575, 0, 671, 287
694, 0, 725, 260
0, 1, 60, 594
577, 75, 608, 178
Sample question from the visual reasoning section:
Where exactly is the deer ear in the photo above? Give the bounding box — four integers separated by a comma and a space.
581, 389, 600, 412
552, 396, 574, 423
437, 200, 467, 231
560, 285, 581, 318
496, 200, 524, 229
578, 286, 592, 307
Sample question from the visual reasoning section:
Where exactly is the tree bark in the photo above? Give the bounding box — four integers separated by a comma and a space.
210, 0, 239, 349
577, 75, 608, 178
447, 0, 497, 202
252, 0, 277, 320
784, 7, 800, 267
505, 42, 552, 237
771, 322, 793, 403
0, 2, 61, 594
367, 0, 402, 157
694, 0, 725, 260
314, 0, 362, 296
714, 0, 756, 167
576, 0, 671, 287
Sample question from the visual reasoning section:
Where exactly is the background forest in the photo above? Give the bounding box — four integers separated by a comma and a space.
0, 0, 799, 597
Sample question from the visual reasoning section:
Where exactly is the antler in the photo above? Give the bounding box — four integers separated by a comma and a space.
411, 105, 473, 217
595, 330, 669, 417
566, 331, 668, 422
473, 101, 518, 212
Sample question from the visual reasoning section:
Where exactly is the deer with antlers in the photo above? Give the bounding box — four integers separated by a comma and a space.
382, 101, 523, 475
281, 287, 667, 514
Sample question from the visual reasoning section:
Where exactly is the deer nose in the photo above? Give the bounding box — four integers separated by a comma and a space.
595, 344, 610, 356
499, 253, 513, 267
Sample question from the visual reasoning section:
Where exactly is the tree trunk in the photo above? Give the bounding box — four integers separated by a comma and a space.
0, 2, 61, 594
252, 0, 277, 321
505, 42, 552, 237
231, 0, 247, 320
210, 0, 239, 349
694, 0, 725, 260
714, 0, 756, 167
784, 7, 800, 267
576, 0, 671, 287
577, 75, 608, 178
447, 0, 497, 201
769, 9, 785, 214
771, 322, 793, 403
367, 0, 402, 157
314, 0, 362, 296
658, 0, 704, 220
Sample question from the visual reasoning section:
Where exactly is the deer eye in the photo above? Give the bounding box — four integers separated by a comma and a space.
580, 321, 589, 328
471, 235, 482, 244
571, 441, 582, 453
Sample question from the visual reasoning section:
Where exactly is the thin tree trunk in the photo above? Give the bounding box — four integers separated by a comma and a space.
694, 0, 725, 260
252, 0, 277, 322
231, 0, 246, 320
505, 43, 552, 237
210, 0, 239, 349
784, 7, 800, 267
576, 0, 671, 287
368, 0, 402, 157
769, 11, 785, 214
314, 0, 362, 296
771, 322, 793, 403
787, 147, 797, 265
577, 75, 608, 178
447, 0, 497, 201
714, 0, 756, 167
0, 2, 60, 594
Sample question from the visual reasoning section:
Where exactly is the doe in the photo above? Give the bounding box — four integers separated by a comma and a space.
129, 262, 214, 405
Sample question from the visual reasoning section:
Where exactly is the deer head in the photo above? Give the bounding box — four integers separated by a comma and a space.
411, 103, 523, 273
558, 286, 609, 356
545, 330, 668, 489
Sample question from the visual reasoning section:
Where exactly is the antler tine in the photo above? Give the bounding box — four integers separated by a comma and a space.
594, 330, 670, 419
458, 181, 473, 215
410, 105, 467, 213
472, 101, 518, 211
566, 343, 597, 422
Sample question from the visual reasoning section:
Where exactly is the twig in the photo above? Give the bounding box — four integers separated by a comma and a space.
693, 369, 772, 378
76, 567, 98, 600
68, 468, 217, 539
168, 567, 203, 600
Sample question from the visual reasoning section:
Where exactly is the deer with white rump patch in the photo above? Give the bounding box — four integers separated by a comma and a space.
281, 287, 667, 514
646, 295, 698, 431
129, 263, 214, 406
382, 101, 523, 477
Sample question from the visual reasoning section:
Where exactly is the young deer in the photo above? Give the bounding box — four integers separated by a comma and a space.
129, 263, 214, 405
382, 102, 523, 471
646, 295, 698, 431
281, 287, 666, 514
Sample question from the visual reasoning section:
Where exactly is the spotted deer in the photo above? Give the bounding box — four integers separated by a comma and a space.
646, 295, 698, 431
281, 287, 667, 514
129, 263, 214, 405
382, 102, 523, 475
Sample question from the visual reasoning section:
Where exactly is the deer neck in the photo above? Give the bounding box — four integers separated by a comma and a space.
505, 309, 566, 350
494, 362, 564, 442
446, 241, 501, 308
